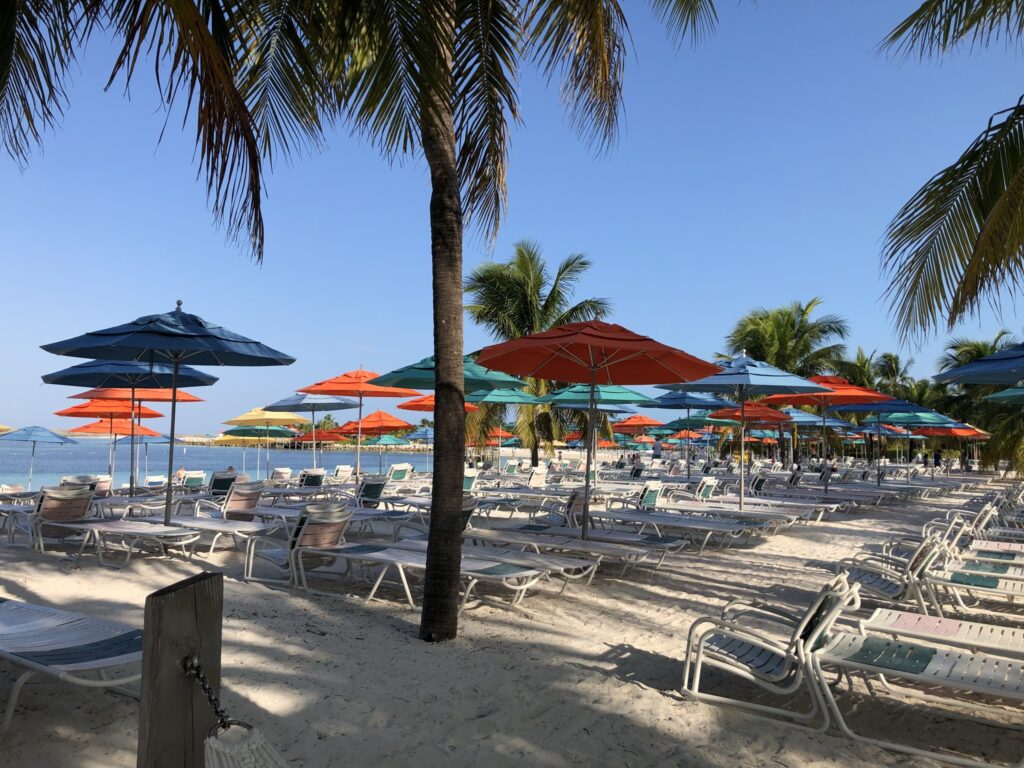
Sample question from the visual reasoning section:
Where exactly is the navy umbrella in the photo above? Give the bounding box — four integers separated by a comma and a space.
42, 301, 295, 523
0, 426, 77, 490
647, 391, 738, 479
42, 360, 218, 494
933, 344, 1024, 385
671, 355, 828, 508
263, 393, 358, 469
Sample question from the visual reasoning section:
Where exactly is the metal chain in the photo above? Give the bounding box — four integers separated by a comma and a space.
183, 655, 231, 731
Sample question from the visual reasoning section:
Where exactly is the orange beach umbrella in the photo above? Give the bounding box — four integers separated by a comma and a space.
68, 419, 160, 437
610, 414, 664, 434
337, 410, 413, 436
398, 394, 478, 413
55, 399, 163, 419
70, 387, 203, 403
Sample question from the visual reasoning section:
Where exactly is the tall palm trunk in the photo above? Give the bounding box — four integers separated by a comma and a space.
418, 28, 465, 642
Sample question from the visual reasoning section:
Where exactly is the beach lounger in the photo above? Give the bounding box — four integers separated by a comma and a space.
42, 519, 201, 567
464, 526, 652, 574
9, 487, 97, 552
244, 504, 353, 586
488, 522, 687, 567
162, 515, 280, 556
858, 608, 1024, 659
835, 538, 943, 613
0, 598, 142, 734
587, 507, 763, 552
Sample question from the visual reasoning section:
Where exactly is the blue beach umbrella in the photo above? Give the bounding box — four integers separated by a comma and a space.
114, 434, 176, 479
42, 301, 295, 523
933, 344, 1024, 385
264, 393, 358, 469
42, 360, 219, 495
406, 427, 435, 441
644, 391, 738, 479
671, 355, 828, 507
0, 426, 77, 490
831, 400, 931, 483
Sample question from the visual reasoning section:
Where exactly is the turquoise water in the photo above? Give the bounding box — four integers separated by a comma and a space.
0, 439, 435, 490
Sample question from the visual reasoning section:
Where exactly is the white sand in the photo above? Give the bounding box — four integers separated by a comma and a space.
1, 491, 1019, 767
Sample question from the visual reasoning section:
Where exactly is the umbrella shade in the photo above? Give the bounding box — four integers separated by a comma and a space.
114, 434, 174, 445
761, 375, 892, 407
670, 356, 830, 397
541, 384, 657, 405
634, 435, 655, 444
829, 399, 930, 415
709, 405, 791, 424
647, 427, 676, 436
489, 427, 514, 439
647, 391, 738, 409
398, 394, 478, 412
933, 343, 1024, 385
55, 400, 163, 419
557, 402, 639, 415
779, 407, 820, 425
369, 356, 524, 393
263, 393, 359, 413
465, 389, 543, 405
0, 426, 76, 445
225, 408, 310, 427
501, 438, 522, 447
337, 410, 413, 435
406, 427, 435, 441
913, 424, 979, 438
883, 411, 956, 427
369, 434, 410, 447
669, 429, 704, 439
664, 412, 738, 429
596, 439, 616, 448
299, 368, 420, 398
985, 386, 1024, 404
41, 359, 219, 388
41, 301, 295, 367
223, 425, 298, 439
69, 419, 160, 437
853, 423, 907, 437
611, 414, 665, 433
70, 388, 204, 403
475, 321, 719, 385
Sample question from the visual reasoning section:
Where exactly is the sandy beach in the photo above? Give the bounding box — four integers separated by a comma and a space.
2, 486, 1019, 768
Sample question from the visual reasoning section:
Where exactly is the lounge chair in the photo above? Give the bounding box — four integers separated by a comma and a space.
244, 504, 353, 586
11, 487, 97, 552
857, 607, 1024, 659
269, 467, 293, 486
194, 480, 267, 521
0, 598, 142, 734
207, 471, 238, 497
326, 465, 354, 485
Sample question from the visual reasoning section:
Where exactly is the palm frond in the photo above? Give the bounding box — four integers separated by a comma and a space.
524, 0, 629, 150
454, 0, 520, 239
107, 0, 266, 259
884, 0, 1024, 58
0, 0, 84, 164
649, 0, 717, 45
551, 297, 611, 327
882, 98, 1024, 339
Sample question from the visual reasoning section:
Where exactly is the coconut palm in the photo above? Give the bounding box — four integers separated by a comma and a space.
465, 241, 611, 466
2, 0, 717, 642
881, 2, 1024, 339
873, 352, 915, 399
723, 298, 849, 376
837, 347, 879, 390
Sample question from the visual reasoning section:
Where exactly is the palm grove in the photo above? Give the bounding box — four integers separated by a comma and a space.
4, 1, 1024, 641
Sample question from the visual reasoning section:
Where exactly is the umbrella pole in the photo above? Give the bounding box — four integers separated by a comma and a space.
28, 441, 35, 491
163, 362, 180, 526
129, 385, 137, 496
356, 396, 363, 477
311, 409, 318, 469
821, 407, 829, 495
685, 405, 691, 480
581, 372, 596, 540
109, 418, 116, 487
739, 398, 746, 511
876, 412, 882, 487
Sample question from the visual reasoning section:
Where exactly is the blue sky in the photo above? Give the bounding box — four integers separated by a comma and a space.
1, 1, 1021, 434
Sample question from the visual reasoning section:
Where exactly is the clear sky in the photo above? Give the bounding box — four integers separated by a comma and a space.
1, 1, 1021, 434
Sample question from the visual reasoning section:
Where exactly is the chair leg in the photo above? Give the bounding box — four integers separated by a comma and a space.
2, 670, 34, 734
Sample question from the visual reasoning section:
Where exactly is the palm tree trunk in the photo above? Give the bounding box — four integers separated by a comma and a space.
418, 31, 465, 642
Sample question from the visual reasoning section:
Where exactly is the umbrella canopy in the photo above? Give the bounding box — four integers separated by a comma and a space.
633, 435, 655, 444
70, 388, 204, 403
114, 434, 174, 445
41, 360, 219, 388
669, 429, 704, 439
369, 355, 525, 393
338, 410, 413, 436
829, 399, 930, 415
647, 391, 738, 409
406, 427, 435, 441
368, 434, 410, 447
225, 408, 310, 427
398, 394, 478, 412
709, 405, 791, 424
913, 424, 982, 438
41, 301, 294, 522
541, 384, 657, 406
263, 393, 359, 413
465, 389, 544, 405
780, 407, 822, 426
70, 419, 160, 437
985, 386, 1024, 405
611, 414, 665, 434
0, 426, 77, 490
883, 411, 956, 428
933, 343, 1024, 385
55, 400, 163, 419
664, 412, 738, 429
223, 425, 298, 439
852, 423, 907, 437
761, 375, 892, 408
488, 427, 514, 440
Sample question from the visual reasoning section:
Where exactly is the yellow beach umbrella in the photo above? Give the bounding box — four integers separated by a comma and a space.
223, 408, 308, 480
213, 433, 262, 475
0, 425, 12, 434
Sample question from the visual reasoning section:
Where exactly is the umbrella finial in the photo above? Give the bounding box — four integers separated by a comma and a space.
175, 299, 183, 312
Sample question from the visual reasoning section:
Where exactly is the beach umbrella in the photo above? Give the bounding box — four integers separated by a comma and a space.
300, 369, 419, 477
41, 301, 294, 523
263, 393, 358, 469
984, 386, 1024, 405
225, 409, 309, 480
70, 388, 204, 403
0, 426, 77, 490
370, 355, 526, 393
672, 355, 828, 508
114, 433, 175, 479
664, 411, 738, 429
42, 360, 218, 494
338, 409, 413, 436
610, 414, 665, 433
70, 419, 160, 437
829, 399, 931, 482
406, 427, 435, 441
933, 343, 1024, 385
476, 320, 719, 537
398, 394, 479, 413
365, 433, 410, 472
542, 384, 657, 406
56, 400, 164, 479
646, 391, 738, 478
466, 389, 544, 405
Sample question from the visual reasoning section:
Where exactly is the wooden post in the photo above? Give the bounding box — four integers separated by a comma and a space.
138, 572, 223, 768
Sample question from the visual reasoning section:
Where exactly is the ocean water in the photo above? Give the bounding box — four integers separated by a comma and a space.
0, 438, 436, 490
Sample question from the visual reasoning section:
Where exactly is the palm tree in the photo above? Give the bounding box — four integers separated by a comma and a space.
873, 352, 915, 399
881, 3, 1024, 339
837, 347, 878, 389
465, 241, 611, 465
2, 0, 718, 642
723, 298, 849, 376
